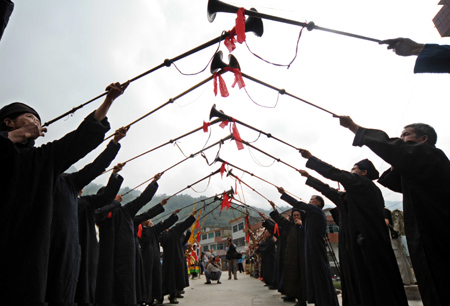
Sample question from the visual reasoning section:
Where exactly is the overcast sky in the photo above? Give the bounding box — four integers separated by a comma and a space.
1, 0, 448, 211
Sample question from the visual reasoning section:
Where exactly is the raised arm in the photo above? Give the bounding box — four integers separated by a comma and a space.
124, 173, 161, 218
133, 199, 167, 225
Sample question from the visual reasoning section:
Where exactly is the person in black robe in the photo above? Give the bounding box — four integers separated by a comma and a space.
0, 81, 128, 304
338, 116, 450, 306
276, 186, 339, 306
159, 214, 196, 304
299, 150, 409, 306
46, 129, 126, 304
139, 208, 180, 306
0, 0, 13, 41
95, 173, 162, 306
269, 202, 307, 306
133, 199, 169, 305
75, 163, 124, 305
255, 230, 276, 289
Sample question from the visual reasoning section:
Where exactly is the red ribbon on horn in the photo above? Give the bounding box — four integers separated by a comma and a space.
220, 162, 227, 178
224, 67, 245, 89
225, 28, 237, 53
219, 120, 229, 128
137, 224, 143, 238
203, 121, 211, 132
195, 220, 200, 229
232, 122, 244, 150
235, 8, 246, 44
213, 72, 229, 97
197, 232, 201, 242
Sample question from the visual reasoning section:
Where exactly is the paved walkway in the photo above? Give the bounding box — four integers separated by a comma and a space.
165, 273, 424, 306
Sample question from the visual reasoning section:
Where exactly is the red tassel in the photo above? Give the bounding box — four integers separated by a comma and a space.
235, 8, 246, 44
222, 192, 230, 211
274, 223, 280, 236
203, 121, 210, 132
137, 224, 143, 238
219, 120, 229, 129
197, 233, 201, 242
224, 67, 245, 89
195, 220, 200, 229
220, 162, 227, 178
246, 233, 250, 243
106, 212, 112, 218
225, 28, 237, 52
232, 122, 244, 150
213, 73, 229, 97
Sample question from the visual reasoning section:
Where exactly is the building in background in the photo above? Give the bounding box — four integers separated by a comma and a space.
434, 0, 450, 37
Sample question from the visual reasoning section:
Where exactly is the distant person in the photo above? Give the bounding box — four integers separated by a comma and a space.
204, 256, 222, 284
338, 115, 450, 306
380, 38, 450, 73
225, 237, 239, 280
0, 0, 13, 41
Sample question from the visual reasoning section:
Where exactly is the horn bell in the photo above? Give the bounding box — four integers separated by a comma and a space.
215, 156, 226, 164
228, 54, 240, 71
207, 0, 239, 22
245, 10, 264, 37
210, 51, 226, 74
209, 104, 233, 121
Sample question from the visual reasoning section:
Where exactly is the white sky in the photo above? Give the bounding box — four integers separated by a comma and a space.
1, 0, 448, 212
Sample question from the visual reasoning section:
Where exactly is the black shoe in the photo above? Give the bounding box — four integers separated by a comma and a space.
169, 298, 179, 304
282, 296, 295, 302
268, 285, 277, 290
217, 281, 222, 284
176, 293, 183, 298
179, 290, 185, 294
154, 299, 163, 305
204, 281, 211, 284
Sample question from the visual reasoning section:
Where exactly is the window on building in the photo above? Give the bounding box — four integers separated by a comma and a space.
238, 223, 244, 230
203, 245, 209, 252
208, 232, 214, 239
215, 230, 221, 237
217, 243, 224, 250
211, 244, 217, 250
202, 234, 207, 240
326, 224, 339, 234
233, 225, 238, 232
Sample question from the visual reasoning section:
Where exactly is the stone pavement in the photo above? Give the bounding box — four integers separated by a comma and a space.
162, 273, 424, 306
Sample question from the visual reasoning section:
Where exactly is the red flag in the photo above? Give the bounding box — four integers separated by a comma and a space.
235, 8, 246, 44
213, 73, 229, 97
107, 212, 112, 219
137, 224, 143, 238
220, 162, 227, 178
219, 120, 229, 129
232, 122, 244, 150
222, 192, 230, 211
246, 233, 250, 243
197, 233, 201, 243
195, 220, 200, 229
274, 223, 280, 236
224, 28, 237, 52
203, 121, 210, 132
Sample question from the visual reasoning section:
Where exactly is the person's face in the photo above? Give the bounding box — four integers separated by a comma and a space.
350, 165, 367, 177
309, 196, 321, 207
142, 219, 153, 227
400, 127, 427, 143
4, 113, 41, 131
264, 231, 271, 238
292, 211, 301, 221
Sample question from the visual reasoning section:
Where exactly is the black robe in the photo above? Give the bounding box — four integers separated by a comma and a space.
95, 181, 159, 306
353, 127, 450, 306
306, 156, 408, 306
0, 111, 109, 304
256, 236, 276, 287
270, 210, 307, 301
76, 175, 123, 303
133, 204, 165, 304
0, 0, 13, 41
160, 216, 196, 297
262, 218, 284, 290
280, 193, 339, 306
46, 140, 120, 304
139, 213, 178, 303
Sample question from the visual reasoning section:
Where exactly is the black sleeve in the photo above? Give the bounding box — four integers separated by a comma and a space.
78, 173, 123, 212
378, 168, 403, 193
305, 175, 342, 206
154, 214, 178, 235
414, 44, 450, 74
269, 210, 291, 231
124, 181, 158, 218
173, 215, 196, 237
70, 140, 120, 191
262, 219, 275, 235
134, 203, 165, 225
280, 193, 309, 211
0, 0, 14, 41
258, 237, 275, 254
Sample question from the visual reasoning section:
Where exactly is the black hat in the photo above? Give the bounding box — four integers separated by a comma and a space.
0, 102, 41, 130
355, 159, 379, 180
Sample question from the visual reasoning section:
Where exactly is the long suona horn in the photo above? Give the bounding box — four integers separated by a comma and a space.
207, 0, 380, 43
210, 51, 241, 73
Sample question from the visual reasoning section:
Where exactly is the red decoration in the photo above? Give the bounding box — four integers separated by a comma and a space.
225, 28, 237, 52
107, 212, 112, 219
274, 223, 280, 236
203, 121, 210, 132
232, 122, 244, 150
197, 233, 201, 242
235, 8, 246, 44
223, 67, 245, 89
195, 220, 200, 229
220, 162, 227, 178
219, 120, 229, 129
213, 73, 229, 97
137, 224, 143, 238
